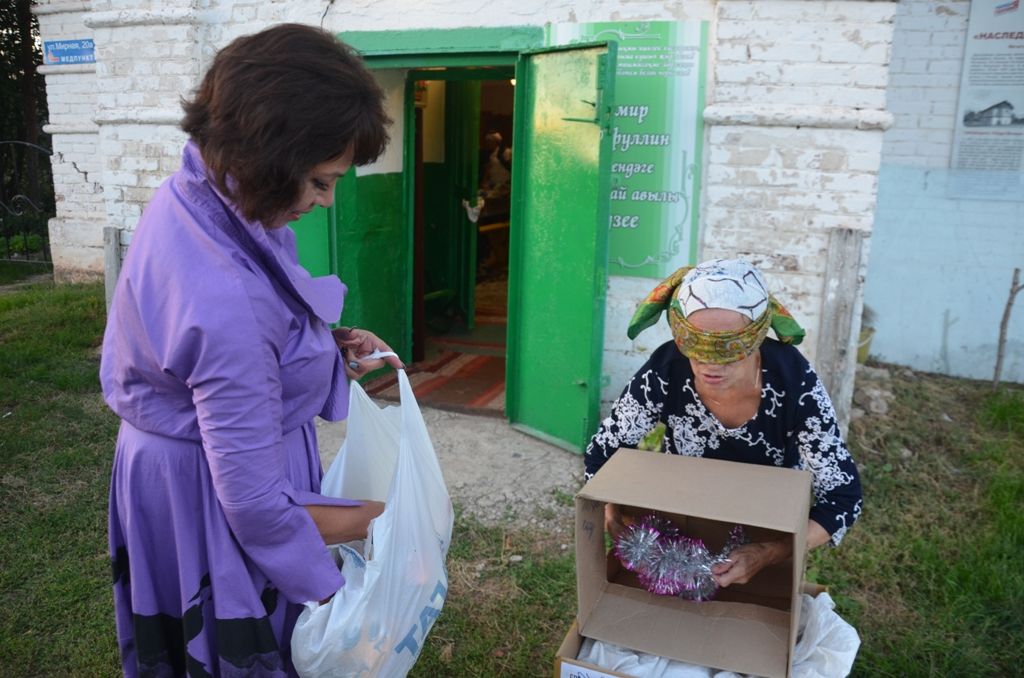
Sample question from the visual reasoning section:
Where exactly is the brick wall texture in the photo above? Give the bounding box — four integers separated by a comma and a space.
35, 0, 900, 408
882, 0, 968, 168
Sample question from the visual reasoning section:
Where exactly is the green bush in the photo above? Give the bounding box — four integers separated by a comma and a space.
1, 210, 51, 258
5, 233, 45, 255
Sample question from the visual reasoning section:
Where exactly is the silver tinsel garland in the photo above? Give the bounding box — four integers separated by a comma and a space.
614, 516, 747, 601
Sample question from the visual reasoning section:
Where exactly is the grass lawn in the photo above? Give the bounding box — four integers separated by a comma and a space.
1, 281, 1021, 677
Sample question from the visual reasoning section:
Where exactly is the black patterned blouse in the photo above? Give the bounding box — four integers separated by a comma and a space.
585, 339, 863, 545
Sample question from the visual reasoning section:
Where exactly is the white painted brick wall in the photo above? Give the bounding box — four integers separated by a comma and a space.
697, 1, 893, 388
50, 134, 103, 212
35, 1, 102, 282
882, 0, 968, 168
97, 123, 189, 227
702, 123, 888, 370
600, 275, 676, 410
36, 0, 897, 414
714, 0, 896, 109
48, 218, 106, 282
87, 11, 199, 230
866, 164, 1024, 382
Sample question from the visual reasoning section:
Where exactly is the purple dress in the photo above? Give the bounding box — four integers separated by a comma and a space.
101, 142, 360, 677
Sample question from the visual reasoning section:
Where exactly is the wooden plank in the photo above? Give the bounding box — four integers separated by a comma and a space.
815, 228, 865, 435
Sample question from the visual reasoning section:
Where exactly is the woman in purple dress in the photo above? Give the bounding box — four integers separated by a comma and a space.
100, 24, 402, 677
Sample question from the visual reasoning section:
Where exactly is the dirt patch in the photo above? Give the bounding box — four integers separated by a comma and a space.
316, 404, 585, 535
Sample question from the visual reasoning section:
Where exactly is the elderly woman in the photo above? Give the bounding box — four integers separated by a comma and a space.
101, 24, 402, 677
586, 258, 862, 588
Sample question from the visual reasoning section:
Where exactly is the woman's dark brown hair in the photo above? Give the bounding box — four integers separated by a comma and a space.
181, 24, 390, 225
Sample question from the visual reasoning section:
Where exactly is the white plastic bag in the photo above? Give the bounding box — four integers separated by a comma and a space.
291, 370, 455, 677
789, 592, 861, 678
576, 592, 860, 678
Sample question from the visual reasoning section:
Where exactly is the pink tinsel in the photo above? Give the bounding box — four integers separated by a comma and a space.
613, 515, 747, 602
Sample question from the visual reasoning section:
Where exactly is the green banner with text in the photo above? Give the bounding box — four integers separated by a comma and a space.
547, 21, 708, 278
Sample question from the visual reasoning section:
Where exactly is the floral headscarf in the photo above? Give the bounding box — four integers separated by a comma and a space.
627, 259, 805, 364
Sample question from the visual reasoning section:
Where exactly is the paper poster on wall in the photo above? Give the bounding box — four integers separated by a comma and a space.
950, 0, 1024, 200
547, 22, 708, 278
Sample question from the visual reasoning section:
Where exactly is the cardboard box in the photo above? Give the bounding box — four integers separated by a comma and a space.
555, 449, 813, 678
555, 619, 632, 678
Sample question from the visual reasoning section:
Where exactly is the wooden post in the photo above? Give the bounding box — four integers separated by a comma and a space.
993, 267, 1023, 390
103, 226, 122, 311
815, 228, 866, 435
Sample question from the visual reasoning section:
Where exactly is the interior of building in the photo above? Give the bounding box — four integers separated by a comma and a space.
363, 75, 514, 416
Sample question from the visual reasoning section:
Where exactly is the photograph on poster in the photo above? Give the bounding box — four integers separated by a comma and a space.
962, 99, 1023, 126
949, 0, 1024, 199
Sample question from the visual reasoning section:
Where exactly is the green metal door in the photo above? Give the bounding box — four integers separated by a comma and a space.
291, 168, 408, 361
446, 80, 481, 330
506, 42, 616, 452
291, 206, 333, 278
335, 168, 410, 359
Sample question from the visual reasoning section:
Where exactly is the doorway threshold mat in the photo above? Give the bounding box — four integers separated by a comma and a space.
362, 350, 505, 415
429, 320, 507, 357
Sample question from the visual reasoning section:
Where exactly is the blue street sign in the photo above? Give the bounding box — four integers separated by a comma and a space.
43, 39, 96, 66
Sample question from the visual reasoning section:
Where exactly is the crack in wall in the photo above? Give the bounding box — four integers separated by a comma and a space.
70, 161, 89, 182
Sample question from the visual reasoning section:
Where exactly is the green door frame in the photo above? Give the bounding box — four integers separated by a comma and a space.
336, 27, 540, 362
340, 26, 543, 67
337, 28, 614, 451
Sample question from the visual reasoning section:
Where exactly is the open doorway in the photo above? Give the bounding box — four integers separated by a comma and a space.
324, 39, 615, 450
364, 70, 515, 416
